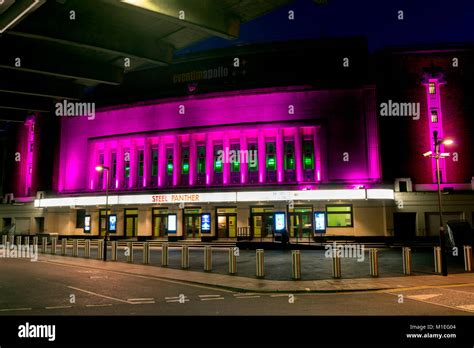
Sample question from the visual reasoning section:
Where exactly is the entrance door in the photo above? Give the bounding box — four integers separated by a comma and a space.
124, 209, 138, 237
153, 215, 168, 237
217, 215, 237, 238
252, 214, 274, 238
185, 215, 201, 239
289, 212, 313, 238
393, 212, 417, 240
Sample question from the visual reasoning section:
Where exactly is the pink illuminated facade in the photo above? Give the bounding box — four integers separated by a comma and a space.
57, 86, 382, 194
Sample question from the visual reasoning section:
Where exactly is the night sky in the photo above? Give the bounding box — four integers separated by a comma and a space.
178, 0, 474, 56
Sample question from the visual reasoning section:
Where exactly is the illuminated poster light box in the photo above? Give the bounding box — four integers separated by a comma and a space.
84, 215, 91, 233
274, 212, 286, 232
108, 214, 117, 233
167, 214, 177, 233
314, 212, 326, 233
201, 213, 211, 233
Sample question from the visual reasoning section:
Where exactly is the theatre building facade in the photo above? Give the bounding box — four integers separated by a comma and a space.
32, 83, 393, 240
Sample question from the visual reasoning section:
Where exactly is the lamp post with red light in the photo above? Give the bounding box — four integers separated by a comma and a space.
423, 131, 453, 276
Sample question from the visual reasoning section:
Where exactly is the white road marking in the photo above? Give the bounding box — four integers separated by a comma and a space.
407, 294, 442, 301
45, 305, 72, 309
456, 304, 474, 311
86, 304, 113, 307
0, 307, 32, 312
235, 296, 260, 299
166, 299, 190, 303
198, 295, 221, 298
90, 276, 108, 279
67, 286, 130, 304
201, 297, 224, 301
128, 298, 154, 301
270, 294, 290, 297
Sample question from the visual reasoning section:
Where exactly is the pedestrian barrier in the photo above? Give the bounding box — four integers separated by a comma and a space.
369, 248, 379, 277
127, 242, 133, 263
84, 239, 90, 258
181, 245, 189, 269
50, 237, 57, 255
228, 247, 237, 275
332, 250, 341, 279
33, 236, 38, 247
24, 236, 29, 246
464, 245, 473, 272
61, 238, 67, 256
16, 235, 22, 246
72, 239, 79, 257
111, 241, 118, 261
9, 235, 14, 245
97, 240, 104, 260
434, 246, 442, 274
204, 246, 212, 272
41, 237, 47, 253
2, 235, 7, 246
256, 249, 264, 278
291, 250, 301, 280
161, 243, 168, 267
143, 242, 150, 264
402, 247, 412, 275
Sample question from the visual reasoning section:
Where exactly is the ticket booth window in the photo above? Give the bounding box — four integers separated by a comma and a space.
326, 205, 353, 227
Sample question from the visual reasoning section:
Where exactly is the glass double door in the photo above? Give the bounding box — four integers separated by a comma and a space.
252, 213, 274, 238
185, 215, 201, 239
217, 215, 237, 238
152, 215, 168, 237
288, 212, 313, 238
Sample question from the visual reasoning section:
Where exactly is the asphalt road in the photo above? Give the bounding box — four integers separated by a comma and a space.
0, 258, 473, 316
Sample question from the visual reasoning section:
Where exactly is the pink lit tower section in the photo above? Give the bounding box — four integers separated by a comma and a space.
422, 70, 447, 183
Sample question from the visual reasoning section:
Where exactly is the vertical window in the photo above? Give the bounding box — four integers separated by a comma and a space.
248, 143, 258, 172
182, 147, 189, 174
265, 142, 276, 170
124, 150, 130, 179
230, 143, 240, 172
166, 148, 173, 175
197, 146, 206, 174
151, 148, 158, 177
138, 149, 144, 178
431, 110, 438, 123
98, 153, 104, 189
326, 205, 353, 227
303, 139, 314, 170
214, 145, 222, 173
284, 141, 295, 170
429, 82, 436, 94
111, 152, 117, 186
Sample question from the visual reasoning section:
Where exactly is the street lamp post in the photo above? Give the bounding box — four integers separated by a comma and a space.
96, 165, 110, 261
423, 131, 453, 276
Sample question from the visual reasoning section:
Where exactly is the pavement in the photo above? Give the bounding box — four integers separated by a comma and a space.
36, 251, 474, 293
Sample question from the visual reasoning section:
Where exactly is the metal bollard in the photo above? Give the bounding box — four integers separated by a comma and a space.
2, 235, 7, 246
369, 248, 379, 277
464, 245, 473, 272
228, 247, 237, 275
97, 240, 103, 260
50, 237, 57, 255
16, 235, 22, 247
33, 236, 38, 247
204, 246, 212, 272
256, 249, 264, 278
61, 238, 67, 256
434, 246, 442, 274
41, 237, 47, 253
161, 243, 169, 267
332, 250, 341, 279
111, 241, 118, 261
143, 242, 150, 264
9, 235, 14, 245
72, 239, 78, 257
181, 245, 189, 269
402, 247, 412, 275
127, 242, 133, 263
24, 236, 30, 246
84, 240, 90, 258
292, 250, 301, 280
